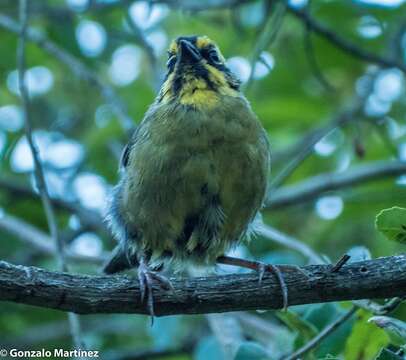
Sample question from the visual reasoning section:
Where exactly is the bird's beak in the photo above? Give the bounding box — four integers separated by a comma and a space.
178, 39, 202, 65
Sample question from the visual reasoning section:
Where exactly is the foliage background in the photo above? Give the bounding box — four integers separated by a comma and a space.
0, 0, 405, 359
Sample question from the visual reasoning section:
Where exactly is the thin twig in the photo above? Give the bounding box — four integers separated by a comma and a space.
268, 96, 366, 191
282, 306, 357, 360
0, 213, 106, 264
331, 254, 351, 272
17, 0, 64, 273
0, 177, 107, 233
285, 3, 406, 73
244, 2, 286, 91
303, 18, 335, 93
256, 223, 325, 264
125, 11, 161, 91
266, 160, 406, 209
17, 0, 84, 350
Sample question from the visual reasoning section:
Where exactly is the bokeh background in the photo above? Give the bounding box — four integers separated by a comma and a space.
0, 0, 406, 359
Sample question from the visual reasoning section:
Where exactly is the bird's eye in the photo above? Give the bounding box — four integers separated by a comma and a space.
167, 55, 177, 69
209, 50, 222, 64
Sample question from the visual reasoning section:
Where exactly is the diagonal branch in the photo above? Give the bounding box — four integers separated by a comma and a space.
266, 160, 406, 209
283, 306, 357, 360
285, 3, 406, 73
0, 178, 107, 233
0, 255, 405, 315
0, 213, 106, 265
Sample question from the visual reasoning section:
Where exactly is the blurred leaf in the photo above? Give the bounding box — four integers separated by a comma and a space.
194, 336, 223, 360
375, 207, 406, 244
345, 310, 390, 360
234, 342, 270, 360
304, 303, 339, 330
276, 310, 318, 349
277, 310, 318, 337
369, 316, 406, 347
148, 316, 185, 349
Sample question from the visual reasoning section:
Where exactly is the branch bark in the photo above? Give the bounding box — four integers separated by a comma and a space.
1, 255, 405, 316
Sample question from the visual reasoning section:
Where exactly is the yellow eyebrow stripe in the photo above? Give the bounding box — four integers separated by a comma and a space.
196, 36, 212, 49
168, 40, 178, 54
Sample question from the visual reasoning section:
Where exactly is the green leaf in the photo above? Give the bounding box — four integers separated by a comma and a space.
369, 316, 406, 347
304, 303, 339, 330
234, 342, 270, 360
375, 348, 404, 360
375, 207, 406, 244
345, 310, 390, 360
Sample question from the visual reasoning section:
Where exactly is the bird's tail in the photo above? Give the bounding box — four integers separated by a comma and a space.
102, 245, 136, 274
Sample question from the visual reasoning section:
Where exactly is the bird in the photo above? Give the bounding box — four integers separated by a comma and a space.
103, 35, 287, 316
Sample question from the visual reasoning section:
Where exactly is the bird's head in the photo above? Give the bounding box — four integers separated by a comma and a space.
157, 35, 241, 108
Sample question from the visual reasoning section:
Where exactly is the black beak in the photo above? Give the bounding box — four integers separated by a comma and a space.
178, 39, 202, 64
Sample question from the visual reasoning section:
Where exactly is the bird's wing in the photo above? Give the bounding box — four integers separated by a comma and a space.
118, 123, 143, 171
119, 142, 131, 170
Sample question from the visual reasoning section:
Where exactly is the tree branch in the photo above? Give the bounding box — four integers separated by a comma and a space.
266, 160, 406, 209
256, 223, 324, 264
285, 3, 406, 73
0, 178, 106, 233
0, 213, 105, 265
0, 255, 405, 315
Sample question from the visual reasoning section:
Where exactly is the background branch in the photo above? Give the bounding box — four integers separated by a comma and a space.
0, 255, 405, 315
0, 178, 107, 233
266, 160, 406, 209
283, 306, 357, 360
17, 0, 84, 350
0, 213, 105, 265
0, 12, 133, 132
285, 3, 406, 73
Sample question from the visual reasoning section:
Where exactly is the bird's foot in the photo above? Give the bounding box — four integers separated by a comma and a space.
256, 261, 288, 311
217, 255, 289, 311
137, 260, 173, 323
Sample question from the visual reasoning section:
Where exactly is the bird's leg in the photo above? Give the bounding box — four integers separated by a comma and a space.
216, 255, 289, 311
136, 255, 173, 322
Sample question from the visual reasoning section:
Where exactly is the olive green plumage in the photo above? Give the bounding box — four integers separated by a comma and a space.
103, 36, 270, 274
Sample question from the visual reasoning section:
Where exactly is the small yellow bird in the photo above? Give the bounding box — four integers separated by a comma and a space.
104, 35, 286, 315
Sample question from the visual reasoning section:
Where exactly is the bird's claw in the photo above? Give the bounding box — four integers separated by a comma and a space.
137, 262, 173, 324
256, 261, 289, 312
